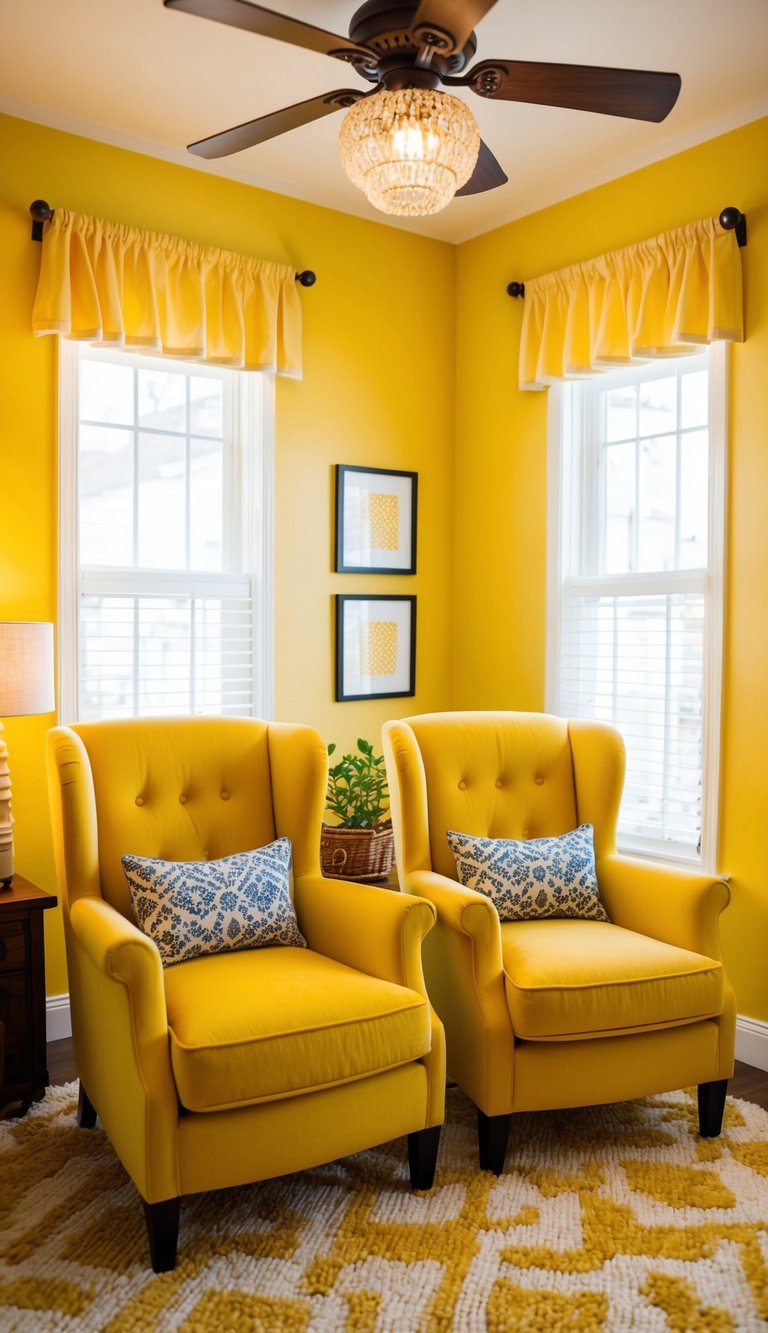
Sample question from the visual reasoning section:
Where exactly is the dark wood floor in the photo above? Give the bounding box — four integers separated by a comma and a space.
46, 1037, 768, 1112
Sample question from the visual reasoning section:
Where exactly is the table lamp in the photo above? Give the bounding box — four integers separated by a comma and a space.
0, 621, 55, 888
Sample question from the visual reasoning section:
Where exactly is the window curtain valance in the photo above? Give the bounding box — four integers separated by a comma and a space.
519, 217, 743, 391
32, 209, 303, 377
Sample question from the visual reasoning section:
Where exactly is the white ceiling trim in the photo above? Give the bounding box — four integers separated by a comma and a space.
4, 92, 767, 248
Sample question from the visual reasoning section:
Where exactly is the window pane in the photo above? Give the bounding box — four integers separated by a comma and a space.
69, 349, 267, 725
638, 435, 676, 571
80, 359, 134, 425
681, 370, 708, 429
557, 350, 717, 861
605, 384, 636, 443
190, 377, 223, 438
79, 425, 134, 567
638, 376, 677, 438
604, 441, 635, 574
560, 591, 704, 851
190, 438, 224, 570
138, 599, 191, 714
679, 430, 708, 568
138, 367, 186, 433
138, 432, 186, 569
80, 597, 135, 718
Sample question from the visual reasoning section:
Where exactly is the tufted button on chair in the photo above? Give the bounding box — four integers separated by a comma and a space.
383, 711, 735, 1175
48, 717, 445, 1272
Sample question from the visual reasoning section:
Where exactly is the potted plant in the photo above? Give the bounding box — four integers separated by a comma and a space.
320, 738, 395, 880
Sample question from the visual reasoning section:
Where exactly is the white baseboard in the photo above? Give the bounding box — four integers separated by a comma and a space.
46, 993, 72, 1043
735, 1014, 768, 1073
45, 993, 768, 1074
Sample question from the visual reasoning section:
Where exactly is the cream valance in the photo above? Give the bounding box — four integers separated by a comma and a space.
519, 217, 743, 391
32, 209, 303, 377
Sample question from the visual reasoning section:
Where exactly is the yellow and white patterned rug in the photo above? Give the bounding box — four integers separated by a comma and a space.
1, 1082, 767, 1331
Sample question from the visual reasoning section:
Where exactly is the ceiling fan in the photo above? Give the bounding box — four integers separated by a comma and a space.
164, 0, 682, 217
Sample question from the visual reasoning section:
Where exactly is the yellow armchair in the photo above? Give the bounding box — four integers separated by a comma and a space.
383, 711, 734, 1175
48, 717, 445, 1271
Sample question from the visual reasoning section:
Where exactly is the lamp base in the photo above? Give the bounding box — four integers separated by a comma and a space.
0, 722, 15, 890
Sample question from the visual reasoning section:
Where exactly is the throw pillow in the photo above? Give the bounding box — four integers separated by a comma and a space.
121, 837, 306, 966
446, 823, 609, 922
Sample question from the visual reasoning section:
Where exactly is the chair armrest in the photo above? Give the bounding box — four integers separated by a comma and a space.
72, 896, 166, 994
596, 854, 730, 958
68, 897, 179, 1200
402, 870, 513, 1115
294, 873, 435, 995
402, 869, 505, 978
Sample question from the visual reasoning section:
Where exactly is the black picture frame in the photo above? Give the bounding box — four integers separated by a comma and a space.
335, 464, 418, 574
335, 594, 416, 701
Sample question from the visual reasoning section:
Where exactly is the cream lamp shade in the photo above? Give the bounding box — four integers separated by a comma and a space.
0, 622, 55, 887
338, 87, 480, 217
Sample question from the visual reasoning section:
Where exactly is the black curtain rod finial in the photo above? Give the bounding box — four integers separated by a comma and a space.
719, 206, 747, 247
30, 198, 53, 241
296, 269, 316, 287
506, 281, 525, 298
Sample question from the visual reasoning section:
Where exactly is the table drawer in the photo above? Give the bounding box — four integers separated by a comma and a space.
1, 1016, 31, 1083
0, 920, 27, 973
0, 970, 29, 1021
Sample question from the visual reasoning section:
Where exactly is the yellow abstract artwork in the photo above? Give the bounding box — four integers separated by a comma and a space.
368, 493, 399, 550
359, 621, 398, 676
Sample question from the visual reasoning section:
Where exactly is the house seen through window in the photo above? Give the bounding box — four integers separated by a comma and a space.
60, 344, 274, 722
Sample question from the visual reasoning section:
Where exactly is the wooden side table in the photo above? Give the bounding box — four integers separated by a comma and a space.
0, 875, 57, 1116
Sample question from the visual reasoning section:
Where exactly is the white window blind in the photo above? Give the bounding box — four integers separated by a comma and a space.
60, 344, 274, 722
548, 349, 726, 865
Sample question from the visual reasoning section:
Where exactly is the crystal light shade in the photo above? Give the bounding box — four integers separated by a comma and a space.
338, 88, 480, 217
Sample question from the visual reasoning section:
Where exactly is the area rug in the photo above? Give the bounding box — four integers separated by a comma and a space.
1, 1083, 767, 1331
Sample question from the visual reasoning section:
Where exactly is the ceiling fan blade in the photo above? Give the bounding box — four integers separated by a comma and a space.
188, 90, 364, 159
455, 139, 508, 196
409, 0, 498, 56
460, 59, 681, 122
164, 0, 376, 65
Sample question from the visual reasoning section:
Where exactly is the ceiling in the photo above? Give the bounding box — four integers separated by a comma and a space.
2, 0, 766, 244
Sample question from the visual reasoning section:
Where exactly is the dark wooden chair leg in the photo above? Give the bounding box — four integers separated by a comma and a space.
698, 1079, 729, 1137
144, 1197, 181, 1273
477, 1109, 512, 1175
407, 1125, 441, 1190
76, 1082, 97, 1129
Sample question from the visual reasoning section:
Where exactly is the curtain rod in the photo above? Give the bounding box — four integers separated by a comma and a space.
28, 200, 317, 287
505, 206, 747, 299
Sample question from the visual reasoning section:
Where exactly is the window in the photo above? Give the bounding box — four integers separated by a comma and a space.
59, 344, 274, 722
547, 347, 726, 866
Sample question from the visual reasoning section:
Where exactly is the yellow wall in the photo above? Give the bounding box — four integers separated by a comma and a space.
0, 112, 456, 995
454, 116, 768, 1023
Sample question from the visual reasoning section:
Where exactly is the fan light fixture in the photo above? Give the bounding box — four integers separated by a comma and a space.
338, 87, 480, 217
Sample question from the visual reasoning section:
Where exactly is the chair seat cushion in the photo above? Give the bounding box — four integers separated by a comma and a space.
501, 919, 724, 1041
164, 946, 431, 1112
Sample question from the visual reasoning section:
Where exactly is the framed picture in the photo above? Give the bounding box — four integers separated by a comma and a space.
335, 464, 417, 574
336, 594, 416, 701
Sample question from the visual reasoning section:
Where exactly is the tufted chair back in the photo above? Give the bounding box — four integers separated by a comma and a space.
384, 711, 625, 881
50, 716, 283, 921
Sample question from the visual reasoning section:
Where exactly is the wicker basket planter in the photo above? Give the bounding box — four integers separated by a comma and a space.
320, 821, 395, 881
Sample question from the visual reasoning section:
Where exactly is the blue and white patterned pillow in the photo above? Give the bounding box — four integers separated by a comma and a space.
446, 824, 609, 922
121, 837, 306, 966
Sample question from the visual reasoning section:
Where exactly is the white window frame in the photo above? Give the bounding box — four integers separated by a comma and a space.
546, 343, 727, 870
58, 341, 275, 723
